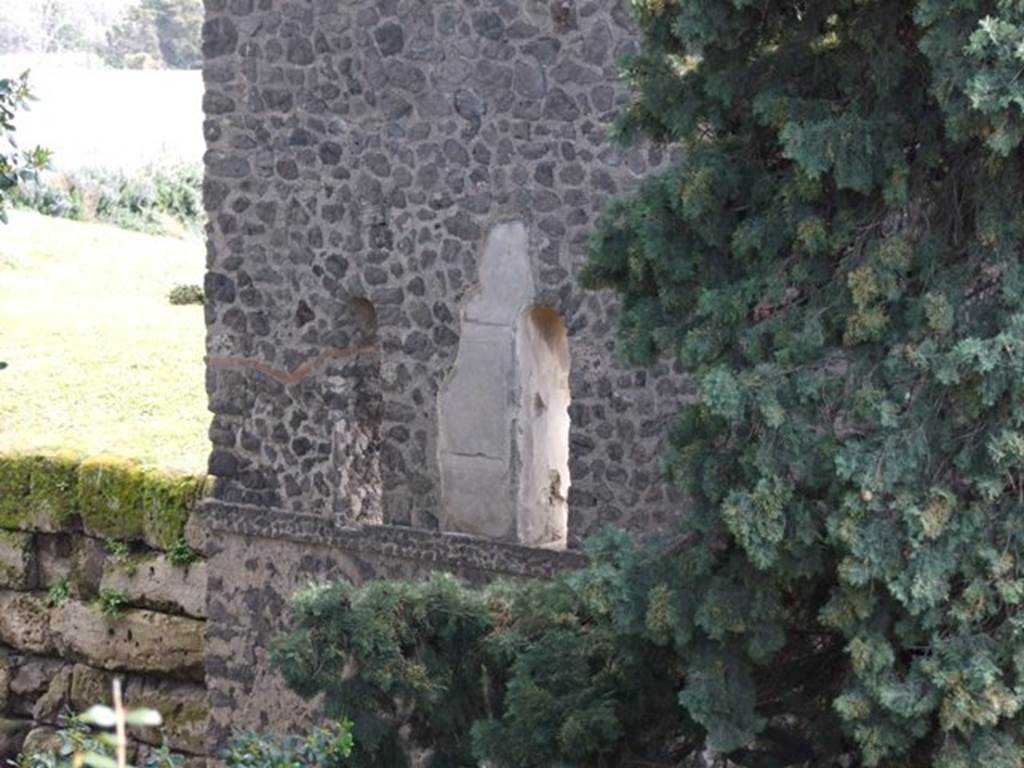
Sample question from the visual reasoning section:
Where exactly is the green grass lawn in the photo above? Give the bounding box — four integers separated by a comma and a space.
0, 210, 208, 472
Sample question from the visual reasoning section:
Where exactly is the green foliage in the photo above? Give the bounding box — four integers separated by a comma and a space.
272, 559, 687, 768
274, 2, 1024, 767
12, 717, 112, 768
576, 0, 1024, 765
94, 589, 130, 620
106, 538, 132, 562
46, 576, 70, 607
222, 721, 355, 768
14, 163, 205, 236
165, 537, 197, 567
0, 450, 81, 530
167, 284, 204, 307
106, 539, 140, 576
0, 72, 49, 224
13, 701, 180, 768
75, 455, 206, 548
0, 451, 207, 550
99, 0, 202, 70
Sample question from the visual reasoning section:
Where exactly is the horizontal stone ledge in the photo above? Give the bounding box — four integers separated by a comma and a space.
100, 554, 207, 619
0, 593, 204, 680
200, 501, 587, 579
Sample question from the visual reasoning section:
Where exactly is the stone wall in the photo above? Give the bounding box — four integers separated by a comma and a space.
202, 0, 695, 546
202, 502, 585, 749
0, 454, 209, 764
198, 0, 695, 751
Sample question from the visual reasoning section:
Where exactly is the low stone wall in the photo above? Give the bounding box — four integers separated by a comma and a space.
0, 453, 209, 764
202, 500, 586, 750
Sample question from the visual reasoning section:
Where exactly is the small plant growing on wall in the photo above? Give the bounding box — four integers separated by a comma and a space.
46, 577, 70, 607
165, 537, 196, 568
94, 589, 130, 620
0, 71, 49, 224
105, 540, 140, 576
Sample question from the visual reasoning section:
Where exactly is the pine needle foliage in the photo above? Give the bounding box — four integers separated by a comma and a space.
273, 2, 1024, 766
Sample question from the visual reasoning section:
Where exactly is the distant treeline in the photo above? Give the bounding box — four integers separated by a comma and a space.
0, 0, 201, 70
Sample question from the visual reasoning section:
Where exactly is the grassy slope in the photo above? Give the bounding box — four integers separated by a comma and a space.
0, 210, 208, 471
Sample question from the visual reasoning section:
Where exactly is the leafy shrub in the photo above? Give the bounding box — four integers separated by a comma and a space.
167, 284, 203, 306
271, 557, 685, 768
222, 721, 354, 768
0, 71, 49, 223
274, 2, 1024, 767
14, 163, 204, 236
99, 0, 202, 71
13, 691, 178, 768
11, 174, 81, 219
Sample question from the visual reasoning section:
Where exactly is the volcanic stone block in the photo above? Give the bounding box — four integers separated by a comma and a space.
100, 554, 207, 619
49, 602, 204, 680
0, 530, 36, 590
125, 677, 208, 755
0, 719, 32, 761
36, 534, 105, 600
31, 665, 72, 724
0, 593, 53, 655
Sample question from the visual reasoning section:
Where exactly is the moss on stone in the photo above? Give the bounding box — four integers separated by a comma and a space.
0, 562, 18, 586
1, 451, 208, 546
0, 451, 84, 531
77, 455, 149, 540
0, 453, 32, 528
141, 473, 206, 550
27, 450, 82, 530
77, 456, 207, 549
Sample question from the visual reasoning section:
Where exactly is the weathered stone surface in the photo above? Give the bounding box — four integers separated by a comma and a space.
34, 533, 72, 589
0, 652, 10, 712
201, 0, 692, 540
183, 513, 209, 557
100, 555, 207, 619
0, 593, 53, 655
68, 666, 207, 755
20, 727, 59, 757
69, 663, 109, 712
49, 602, 204, 680
10, 658, 64, 707
32, 665, 72, 723
0, 530, 35, 590
0, 718, 32, 760
125, 678, 208, 755
37, 534, 105, 599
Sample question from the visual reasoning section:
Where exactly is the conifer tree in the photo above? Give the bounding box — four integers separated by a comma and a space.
273, 2, 1024, 766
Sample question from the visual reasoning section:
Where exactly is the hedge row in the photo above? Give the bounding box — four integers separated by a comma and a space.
0, 451, 211, 549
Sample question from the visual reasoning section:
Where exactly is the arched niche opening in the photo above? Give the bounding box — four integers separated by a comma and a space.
516, 304, 571, 548
350, 296, 377, 339
437, 221, 571, 549
334, 295, 383, 525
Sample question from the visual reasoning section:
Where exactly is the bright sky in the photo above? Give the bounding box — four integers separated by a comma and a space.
0, 0, 136, 35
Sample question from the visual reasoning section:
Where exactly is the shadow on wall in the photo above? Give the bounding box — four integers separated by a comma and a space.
517, 304, 571, 547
